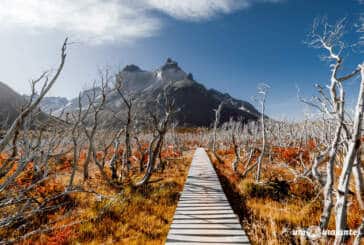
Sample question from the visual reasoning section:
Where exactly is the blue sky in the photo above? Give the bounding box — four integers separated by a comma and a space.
0, 0, 362, 119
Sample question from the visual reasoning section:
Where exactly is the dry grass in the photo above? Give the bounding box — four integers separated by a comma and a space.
2, 149, 192, 245
209, 147, 363, 245
3, 135, 363, 244
69, 152, 192, 245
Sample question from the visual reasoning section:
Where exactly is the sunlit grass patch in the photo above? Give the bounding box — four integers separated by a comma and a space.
66, 152, 192, 244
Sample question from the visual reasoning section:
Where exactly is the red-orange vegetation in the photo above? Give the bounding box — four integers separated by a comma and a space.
3, 144, 192, 244
47, 226, 74, 245
272, 140, 316, 166
161, 145, 182, 159
209, 140, 363, 244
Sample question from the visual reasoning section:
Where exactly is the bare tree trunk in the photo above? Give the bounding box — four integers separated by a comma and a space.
212, 102, 224, 153
110, 144, 120, 179
123, 107, 132, 172
134, 135, 146, 172
110, 129, 123, 179
68, 126, 81, 188
354, 217, 364, 245
334, 64, 364, 244
320, 56, 346, 230
135, 84, 177, 186
232, 134, 241, 172
83, 145, 93, 180
0, 38, 67, 153
353, 154, 364, 209
320, 122, 342, 229
69, 148, 78, 188
157, 139, 166, 172
135, 133, 163, 186
115, 84, 134, 178
82, 76, 108, 180
255, 84, 269, 182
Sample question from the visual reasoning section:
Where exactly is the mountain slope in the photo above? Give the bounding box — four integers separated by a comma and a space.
110, 59, 260, 127
39, 58, 260, 127
0, 81, 26, 126
0, 82, 68, 128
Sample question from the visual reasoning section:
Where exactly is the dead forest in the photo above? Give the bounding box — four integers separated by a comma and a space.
1, 18, 364, 245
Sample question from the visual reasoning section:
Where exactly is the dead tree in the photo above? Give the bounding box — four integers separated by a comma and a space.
171, 121, 180, 150
353, 153, 364, 209
306, 17, 364, 243
115, 82, 134, 175
68, 116, 83, 188
0, 39, 68, 192
304, 18, 348, 231
0, 39, 85, 243
354, 217, 364, 245
334, 64, 363, 244
223, 120, 243, 171
135, 85, 178, 186
0, 38, 67, 153
134, 135, 147, 172
232, 133, 241, 171
109, 127, 124, 179
212, 101, 224, 153
67, 92, 89, 187
82, 72, 110, 180
254, 83, 269, 182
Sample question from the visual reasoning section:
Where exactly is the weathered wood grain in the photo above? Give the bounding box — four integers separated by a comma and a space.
165, 148, 249, 244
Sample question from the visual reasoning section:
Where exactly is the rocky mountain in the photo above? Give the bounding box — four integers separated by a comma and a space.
38, 97, 69, 113
48, 58, 260, 127
1, 59, 260, 127
0, 81, 26, 126
0, 82, 68, 128
22, 95, 69, 114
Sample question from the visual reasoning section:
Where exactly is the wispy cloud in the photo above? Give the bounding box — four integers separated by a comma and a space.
145, 0, 248, 21
0, 0, 282, 44
146, 0, 282, 21
0, 0, 161, 43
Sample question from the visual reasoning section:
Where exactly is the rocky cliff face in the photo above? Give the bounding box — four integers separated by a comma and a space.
107, 58, 259, 127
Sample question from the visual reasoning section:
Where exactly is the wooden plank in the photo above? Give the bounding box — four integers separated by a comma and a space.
167, 234, 250, 243
176, 206, 231, 209
175, 210, 235, 215
175, 207, 232, 211
180, 194, 226, 196
172, 219, 240, 224
167, 243, 244, 245
176, 203, 231, 207
166, 148, 250, 244
170, 223, 242, 229
169, 229, 246, 235
174, 201, 228, 204
166, 243, 244, 245
173, 214, 238, 219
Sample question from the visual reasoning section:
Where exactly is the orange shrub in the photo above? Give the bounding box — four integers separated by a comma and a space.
47, 226, 73, 245
289, 179, 317, 200
216, 148, 234, 155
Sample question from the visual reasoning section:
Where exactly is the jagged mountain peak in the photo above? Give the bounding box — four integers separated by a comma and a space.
25, 59, 260, 127
155, 58, 186, 82
161, 58, 180, 71
186, 73, 194, 81
122, 64, 143, 72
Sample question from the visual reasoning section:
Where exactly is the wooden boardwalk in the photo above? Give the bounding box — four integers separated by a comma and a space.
166, 148, 250, 244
